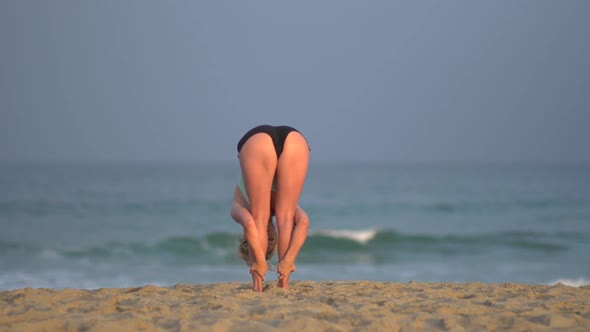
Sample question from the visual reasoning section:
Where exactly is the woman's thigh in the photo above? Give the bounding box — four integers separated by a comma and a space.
275, 132, 310, 215
238, 133, 277, 220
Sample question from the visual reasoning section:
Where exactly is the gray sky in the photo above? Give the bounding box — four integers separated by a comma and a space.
1, 1, 589, 163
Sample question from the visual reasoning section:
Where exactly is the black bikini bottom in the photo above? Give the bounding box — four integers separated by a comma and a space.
237, 125, 306, 158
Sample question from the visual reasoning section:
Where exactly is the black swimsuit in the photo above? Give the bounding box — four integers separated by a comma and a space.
237, 125, 309, 157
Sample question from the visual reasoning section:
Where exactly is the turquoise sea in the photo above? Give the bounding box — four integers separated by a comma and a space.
1, 162, 589, 290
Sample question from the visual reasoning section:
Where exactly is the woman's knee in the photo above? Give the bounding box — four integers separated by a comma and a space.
251, 210, 271, 226
274, 209, 296, 228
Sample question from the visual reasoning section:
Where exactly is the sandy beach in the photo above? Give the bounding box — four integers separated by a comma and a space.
1, 281, 589, 331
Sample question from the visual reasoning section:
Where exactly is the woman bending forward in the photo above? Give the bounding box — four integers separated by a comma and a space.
230, 125, 311, 292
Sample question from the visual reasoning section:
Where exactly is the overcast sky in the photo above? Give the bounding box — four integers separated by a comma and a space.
1, 1, 589, 163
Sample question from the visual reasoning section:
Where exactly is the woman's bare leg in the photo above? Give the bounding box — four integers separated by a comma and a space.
239, 133, 277, 291
274, 132, 310, 288
278, 207, 309, 288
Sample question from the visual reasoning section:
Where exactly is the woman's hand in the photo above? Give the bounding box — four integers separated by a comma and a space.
249, 261, 268, 292
277, 259, 296, 289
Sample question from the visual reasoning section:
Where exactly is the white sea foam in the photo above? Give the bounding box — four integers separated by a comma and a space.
315, 229, 378, 244
547, 278, 590, 287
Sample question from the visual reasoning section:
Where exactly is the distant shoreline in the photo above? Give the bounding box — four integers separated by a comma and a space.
1, 160, 590, 167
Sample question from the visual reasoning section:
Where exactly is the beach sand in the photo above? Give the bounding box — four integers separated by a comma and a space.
1, 281, 589, 331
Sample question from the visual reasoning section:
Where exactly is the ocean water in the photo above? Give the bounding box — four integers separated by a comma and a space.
1, 162, 589, 291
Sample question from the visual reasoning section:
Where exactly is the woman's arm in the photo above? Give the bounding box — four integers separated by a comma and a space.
277, 205, 310, 289
279, 205, 310, 265
230, 186, 267, 266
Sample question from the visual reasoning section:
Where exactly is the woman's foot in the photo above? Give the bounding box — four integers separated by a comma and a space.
277, 260, 295, 289
250, 261, 268, 292
277, 272, 291, 289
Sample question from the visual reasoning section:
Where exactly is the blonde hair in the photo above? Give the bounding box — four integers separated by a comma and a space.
238, 222, 277, 264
